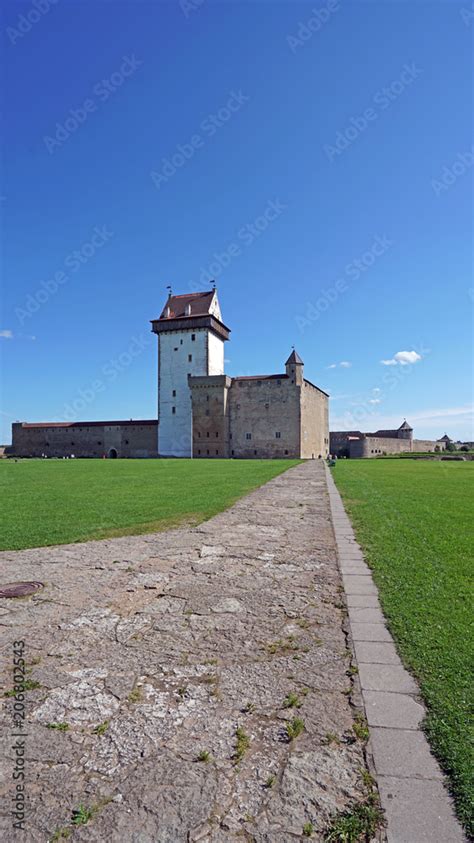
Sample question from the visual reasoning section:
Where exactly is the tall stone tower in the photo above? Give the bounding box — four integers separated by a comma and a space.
151, 289, 230, 457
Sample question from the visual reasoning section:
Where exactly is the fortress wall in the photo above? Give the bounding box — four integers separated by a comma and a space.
300, 383, 329, 459
11, 422, 158, 458
189, 375, 231, 458
349, 437, 411, 458
228, 377, 300, 459
413, 439, 446, 452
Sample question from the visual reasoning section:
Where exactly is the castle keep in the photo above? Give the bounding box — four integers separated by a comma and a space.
11, 289, 330, 459
152, 290, 329, 459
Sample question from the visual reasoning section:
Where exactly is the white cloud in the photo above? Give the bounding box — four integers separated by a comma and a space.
381, 350, 422, 366
368, 398, 381, 405
327, 361, 352, 369
327, 363, 337, 369
0, 329, 13, 339
373, 387, 381, 394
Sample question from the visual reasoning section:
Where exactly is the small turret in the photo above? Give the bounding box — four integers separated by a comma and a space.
285, 349, 304, 386
398, 420, 413, 441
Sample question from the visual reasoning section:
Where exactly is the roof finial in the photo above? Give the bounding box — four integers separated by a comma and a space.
166, 284, 172, 298
211, 279, 216, 290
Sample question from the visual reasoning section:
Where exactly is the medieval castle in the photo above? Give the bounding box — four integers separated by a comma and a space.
9, 288, 449, 459
11, 289, 329, 459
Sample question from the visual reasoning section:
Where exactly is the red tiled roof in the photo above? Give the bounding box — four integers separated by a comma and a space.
159, 291, 215, 320
20, 420, 158, 429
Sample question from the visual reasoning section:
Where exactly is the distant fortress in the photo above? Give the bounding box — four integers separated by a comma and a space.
330, 423, 449, 458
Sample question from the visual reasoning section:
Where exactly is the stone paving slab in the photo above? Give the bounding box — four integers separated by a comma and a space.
0, 461, 373, 843
325, 466, 466, 843
358, 664, 418, 694
370, 729, 443, 779
350, 623, 393, 642
363, 691, 425, 729
353, 642, 402, 666
377, 777, 465, 843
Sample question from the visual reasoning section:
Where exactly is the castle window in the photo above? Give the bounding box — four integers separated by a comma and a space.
215, 432, 219, 438
180, 339, 183, 345
275, 432, 281, 439
285, 449, 289, 455
215, 449, 218, 455
231, 449, 235, 456
188, 354, 192, 362
206, 432, 210, 438
198, 449, 201, 455
172, 407, 176, 414
174, 347, 178, 351
172, 390, 176, 397
254, 450, 257, 455
97, 441, 102, 445
230, 433, 232, 439
206, 395, 209, 402
205, 409, 209, 416
246, 433, 252, 440
125, 439, 129, 444
265, 402, 269, 409
207, 449, 209, 455
192, 334, 196, 341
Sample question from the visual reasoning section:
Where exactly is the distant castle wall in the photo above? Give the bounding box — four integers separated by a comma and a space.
330, 426, 448, 459
11, 421, 158, 459
349, 436, 411, 458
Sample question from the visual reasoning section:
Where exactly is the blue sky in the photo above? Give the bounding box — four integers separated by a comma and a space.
1, 0, 472, 443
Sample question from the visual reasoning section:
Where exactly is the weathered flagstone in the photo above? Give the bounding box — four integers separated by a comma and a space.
0, 461, 373, 842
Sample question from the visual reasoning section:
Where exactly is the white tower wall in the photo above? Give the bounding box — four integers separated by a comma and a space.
158, 327, 224, 457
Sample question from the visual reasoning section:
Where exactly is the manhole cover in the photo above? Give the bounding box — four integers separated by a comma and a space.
0, 581, 44, 598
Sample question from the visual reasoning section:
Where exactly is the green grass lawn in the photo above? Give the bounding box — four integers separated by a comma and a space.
0, 458, 299, 551
332, 460, 474, 836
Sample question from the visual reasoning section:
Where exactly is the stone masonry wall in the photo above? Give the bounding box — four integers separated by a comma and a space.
300, 382, 329, 459
228, 377, 300, 459
349, 437, 411, 458
11, 422, 158, 459
189, 375, 231, 458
